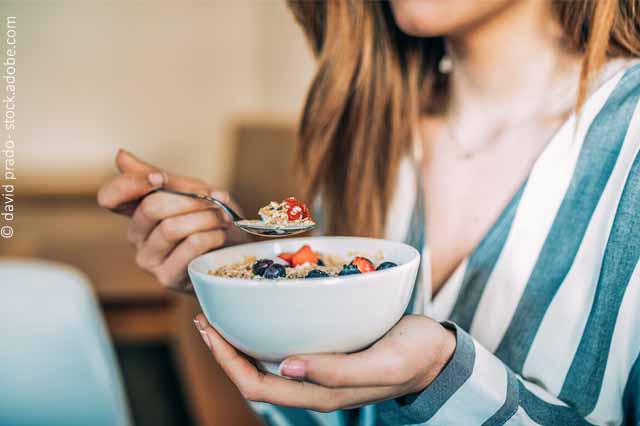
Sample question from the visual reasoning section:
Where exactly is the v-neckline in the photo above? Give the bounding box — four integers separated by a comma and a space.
423, 60, 635, 305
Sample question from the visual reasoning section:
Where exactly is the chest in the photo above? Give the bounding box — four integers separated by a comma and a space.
422, 121, 558, 293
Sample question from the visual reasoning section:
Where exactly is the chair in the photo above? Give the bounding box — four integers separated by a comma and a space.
0, 259, 131, 426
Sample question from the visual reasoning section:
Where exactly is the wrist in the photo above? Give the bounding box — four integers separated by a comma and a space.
412, 324, 457, 393
438, 327, 457, 368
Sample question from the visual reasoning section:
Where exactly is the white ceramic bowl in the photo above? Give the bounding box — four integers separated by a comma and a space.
188, 236, 420, 374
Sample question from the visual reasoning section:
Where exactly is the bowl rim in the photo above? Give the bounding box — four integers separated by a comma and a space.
187, 236, 421, 288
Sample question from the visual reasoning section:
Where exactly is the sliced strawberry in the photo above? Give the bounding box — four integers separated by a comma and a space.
352, 256, 375, 273
284, 197, 311, 221
300, 203, 311, 219
278, 252, 294, 265
291, 244, 319, 266
286, 205, 303, 221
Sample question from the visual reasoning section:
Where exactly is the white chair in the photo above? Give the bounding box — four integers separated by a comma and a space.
0, 259, 131, 426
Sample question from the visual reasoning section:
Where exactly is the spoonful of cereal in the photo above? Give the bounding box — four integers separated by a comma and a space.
152, 188, 315, 237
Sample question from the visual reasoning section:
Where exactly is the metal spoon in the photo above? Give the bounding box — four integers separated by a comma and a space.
152, 188, 315, 237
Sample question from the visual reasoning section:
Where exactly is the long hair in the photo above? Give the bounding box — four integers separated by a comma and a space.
288, 0, 640, 237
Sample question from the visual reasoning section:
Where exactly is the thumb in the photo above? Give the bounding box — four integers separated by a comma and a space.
115, 149, 206, 191
116, 149, 159, 174
279, 345, 400, 388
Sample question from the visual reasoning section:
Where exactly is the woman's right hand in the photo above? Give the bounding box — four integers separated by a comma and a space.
97, 149, 250, 292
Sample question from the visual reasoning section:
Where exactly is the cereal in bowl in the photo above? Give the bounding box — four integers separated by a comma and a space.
208, 244, 398, 280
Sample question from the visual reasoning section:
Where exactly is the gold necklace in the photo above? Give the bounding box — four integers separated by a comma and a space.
444, 103, 571, 160
443, 119, 503, 160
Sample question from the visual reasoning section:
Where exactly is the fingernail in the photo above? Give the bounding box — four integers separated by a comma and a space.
148, 172, 165, 186
280, 359, 307, 379
193, 318, 205, 331
193, 320, 212, 349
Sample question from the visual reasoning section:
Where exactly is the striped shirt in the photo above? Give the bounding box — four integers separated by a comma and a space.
255, 60, 640, 426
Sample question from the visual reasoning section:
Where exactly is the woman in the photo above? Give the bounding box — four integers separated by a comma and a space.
98, 0, 640, 425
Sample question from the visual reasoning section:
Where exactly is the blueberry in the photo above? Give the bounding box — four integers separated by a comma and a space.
317, 259, 325, 266
376, 261, 397, 271
263, 263, 287, 279
252, 259, 274, 276
338, 263, 360, 276
306, 269, 329, 278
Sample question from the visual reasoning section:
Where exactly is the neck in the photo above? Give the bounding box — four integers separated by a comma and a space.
447, 0, 581, 110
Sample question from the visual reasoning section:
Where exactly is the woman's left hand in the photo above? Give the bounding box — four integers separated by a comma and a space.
193, 314, 456, 412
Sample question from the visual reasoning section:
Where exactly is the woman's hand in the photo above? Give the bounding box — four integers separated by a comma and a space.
97, 149, 250, 292
193, 314, 456, 412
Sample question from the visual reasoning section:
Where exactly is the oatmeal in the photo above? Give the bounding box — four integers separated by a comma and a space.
208, 244, 398, 280
258, 197, 315, 227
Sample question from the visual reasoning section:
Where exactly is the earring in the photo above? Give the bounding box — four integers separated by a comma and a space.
438, 54, 453, 74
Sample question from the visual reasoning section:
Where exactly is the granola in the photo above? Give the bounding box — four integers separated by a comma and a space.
258, 197, 315, 227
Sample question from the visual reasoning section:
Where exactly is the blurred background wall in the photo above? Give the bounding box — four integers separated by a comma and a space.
1, 2, 315, 425
13, 0, 314, 191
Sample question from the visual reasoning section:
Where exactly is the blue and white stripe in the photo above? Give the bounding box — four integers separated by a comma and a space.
249, 60, 640, 425
377, 60, 640, 425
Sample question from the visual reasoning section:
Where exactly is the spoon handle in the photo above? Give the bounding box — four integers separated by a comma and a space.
152, 188, 245, 222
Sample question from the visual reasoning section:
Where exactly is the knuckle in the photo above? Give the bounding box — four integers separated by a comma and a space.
134, 251, 151, 270
205, 210, 222, 227
239, 384, 259, 402
184, 230, 226, 253
159, 218, 181, 242
97, 184, 122, 209
321, 371, 343, 388
213, 230, 226, 247
96, 187, 112, 208
185, 232, 204, 249
154, 268, 174, 288
139, 197, 161, 221
126, 225, 142, 247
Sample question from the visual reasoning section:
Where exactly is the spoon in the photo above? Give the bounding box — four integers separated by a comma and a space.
151, 188, 315, 237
